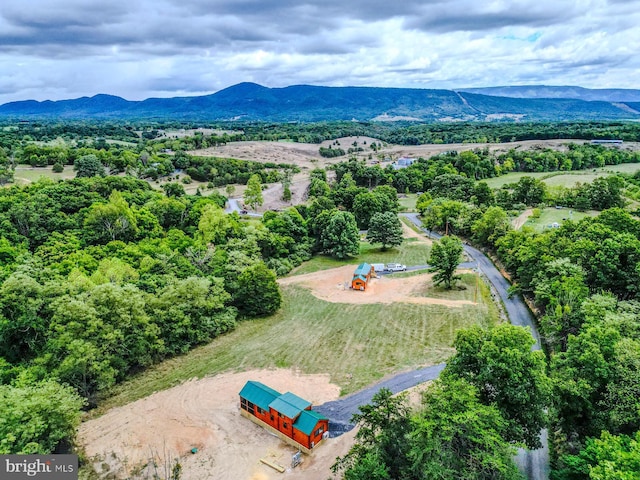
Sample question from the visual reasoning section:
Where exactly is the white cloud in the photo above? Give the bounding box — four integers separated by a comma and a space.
1, 0, 640, 104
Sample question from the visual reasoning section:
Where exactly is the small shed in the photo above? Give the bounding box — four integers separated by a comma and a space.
352, 262, 374, 290
239, 381, 329, 453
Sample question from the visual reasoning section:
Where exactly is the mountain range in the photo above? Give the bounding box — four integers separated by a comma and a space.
1, 83, 640, 122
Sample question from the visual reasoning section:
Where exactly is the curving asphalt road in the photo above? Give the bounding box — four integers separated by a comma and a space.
224, 197, 263, 217
313, 213, 549, 479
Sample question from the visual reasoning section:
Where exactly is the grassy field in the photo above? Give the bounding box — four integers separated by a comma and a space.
482, 171, 555, 189
13, 166, 76, 185
11, 166, 224, 197
398, 194, 418, 212
483, 162, 640, 189
521, 207, 598, 232
98, 273, 497, 413
289, 237, 431, 276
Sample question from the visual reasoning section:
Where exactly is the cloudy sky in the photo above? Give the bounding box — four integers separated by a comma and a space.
1, 0, 638, 104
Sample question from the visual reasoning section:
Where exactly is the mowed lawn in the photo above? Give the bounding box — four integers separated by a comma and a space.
522, 207, 599, 232
289, 238, 432, 276
13, 166, 76, 184
483, 162, 640, 189
99, 272, 497, 413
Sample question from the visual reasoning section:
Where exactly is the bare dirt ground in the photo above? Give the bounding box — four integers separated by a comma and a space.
193, 141, 336, 171
512, 208, 533, 230
194, 138, 640, 169
192, 138, 640, 212
279, 265, 473, 308
401, 221, 433, 243
79, 369, 351, 480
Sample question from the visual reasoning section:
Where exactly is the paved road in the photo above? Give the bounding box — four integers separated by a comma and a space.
314, 213, 549, 479
225, 197, 242, 213
224, 197, 262, 217
315, 364, 446, 434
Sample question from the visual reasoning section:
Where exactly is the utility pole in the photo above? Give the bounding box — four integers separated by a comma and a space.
474, 265, 479, 303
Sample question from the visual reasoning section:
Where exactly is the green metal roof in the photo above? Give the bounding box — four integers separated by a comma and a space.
239, 381, 281, 411
353, 262, 372, 276
279, 392, 311, 411
294, 409, 327, 436
269, 397, 302, 419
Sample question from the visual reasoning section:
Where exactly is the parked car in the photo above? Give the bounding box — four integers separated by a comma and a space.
385, 263, 407, 272
240, 209, 248, 214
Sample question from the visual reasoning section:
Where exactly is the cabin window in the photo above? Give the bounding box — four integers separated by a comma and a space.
257, 406, 264, 414
270, 415, 274, 421
283, 422, 288, 429
240, 398, 247, 410
314, 426, 324, 436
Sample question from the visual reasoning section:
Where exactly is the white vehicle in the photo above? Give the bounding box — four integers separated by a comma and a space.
385, 263, 407, 272
372, 263, 386, 273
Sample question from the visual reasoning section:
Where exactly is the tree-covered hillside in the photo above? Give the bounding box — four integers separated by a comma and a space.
2, 83, 640, 122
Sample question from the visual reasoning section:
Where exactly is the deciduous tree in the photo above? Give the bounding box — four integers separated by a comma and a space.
74, 154, 105, 178
367, 212, 403, 250
409, 378, 523, 480
444, 324, 551, 448
428, 235, 463, 289
234, 262, 281, 317
244, 174, 263, 210
321, 210, 360, 259
0, 380, 85, 454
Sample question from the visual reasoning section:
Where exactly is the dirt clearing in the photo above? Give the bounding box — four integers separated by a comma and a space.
79, 369, 350, 480
512, 208, 533, 230
279, 265, 474, 307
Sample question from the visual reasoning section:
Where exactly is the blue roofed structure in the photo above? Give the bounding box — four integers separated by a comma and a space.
239, 380, 330, 452
294, 409, 327, 436
238, 380, 280, 411
353, 262, 373, 276
268, 391, 312, 419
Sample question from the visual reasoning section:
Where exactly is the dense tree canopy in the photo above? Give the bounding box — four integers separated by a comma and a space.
444, 324, 551, 448
333, 380, 524, 480
0, 380, 85, 454
320, 210, 360, 259
74, 153, 105, 178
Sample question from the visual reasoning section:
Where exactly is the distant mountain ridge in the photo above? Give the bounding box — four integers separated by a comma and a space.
2, 83, 640, 122
458, 85, 640, 103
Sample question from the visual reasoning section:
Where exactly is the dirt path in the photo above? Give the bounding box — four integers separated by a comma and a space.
512, 209, 533, 230
401, 221, 433, 243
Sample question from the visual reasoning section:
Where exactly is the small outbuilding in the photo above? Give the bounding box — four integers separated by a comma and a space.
351, 262, 375, 290
239, 381, 329, 453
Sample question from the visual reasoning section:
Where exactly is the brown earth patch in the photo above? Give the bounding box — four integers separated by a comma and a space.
279, 265, 473, 307
79, 369, 347, 480
512, 208, 533, 230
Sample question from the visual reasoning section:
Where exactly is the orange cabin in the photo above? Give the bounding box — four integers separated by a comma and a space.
239, 381, 329, 450
351, 262, 374, 291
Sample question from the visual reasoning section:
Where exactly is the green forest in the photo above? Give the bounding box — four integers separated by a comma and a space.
1, 120, 640, 479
